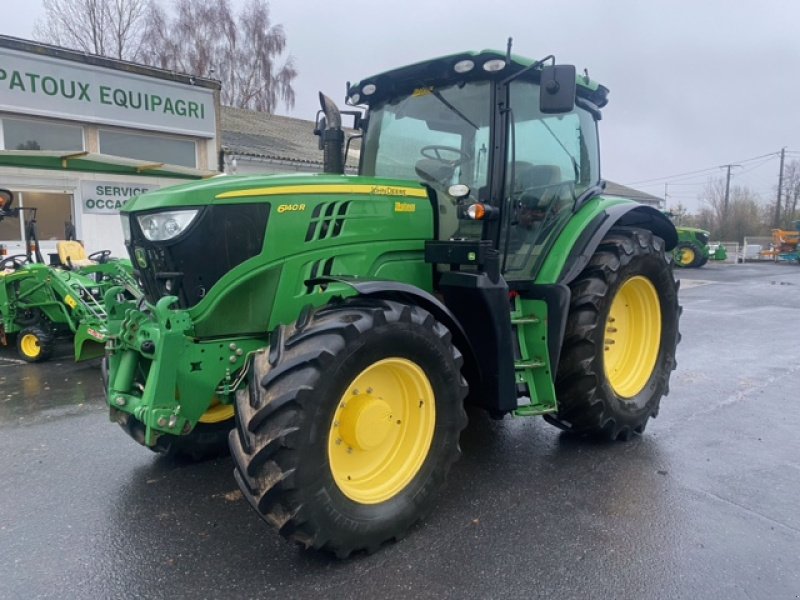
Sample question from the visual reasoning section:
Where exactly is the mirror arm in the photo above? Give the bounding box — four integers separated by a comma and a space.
499, 55, 555, 87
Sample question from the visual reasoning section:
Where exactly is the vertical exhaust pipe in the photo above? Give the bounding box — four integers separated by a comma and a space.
318, 92, 345, 174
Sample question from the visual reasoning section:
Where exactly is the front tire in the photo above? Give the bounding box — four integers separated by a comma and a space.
674, 242, 701, 268
17, 325, 54, 362
547, 227, 680, 440
230, 298, 468, 557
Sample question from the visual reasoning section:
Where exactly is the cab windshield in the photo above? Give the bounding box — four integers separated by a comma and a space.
360, 81, 491, 239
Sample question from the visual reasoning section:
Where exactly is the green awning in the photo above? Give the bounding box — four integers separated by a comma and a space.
0, 150, 216, 179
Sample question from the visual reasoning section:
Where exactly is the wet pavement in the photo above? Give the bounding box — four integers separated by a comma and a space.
2, 261, 799, 599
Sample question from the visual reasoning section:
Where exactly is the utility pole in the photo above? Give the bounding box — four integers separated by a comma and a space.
774, 147, 786, 227
723, 164, 733, 212
664, 182, 669, 212
720, 164, 741, 211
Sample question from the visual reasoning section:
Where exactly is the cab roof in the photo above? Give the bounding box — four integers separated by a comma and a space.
348, 49, 609, 109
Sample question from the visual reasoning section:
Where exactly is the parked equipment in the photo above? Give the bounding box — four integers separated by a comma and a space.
0, 188, 137, 361
766, 223, 800, 263
673, 226, 711, 268
104, 48, 681, 556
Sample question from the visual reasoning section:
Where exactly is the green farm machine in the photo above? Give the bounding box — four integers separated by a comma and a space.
104, 48, 681, 556
673, 226, 711, 268
0, 188, 137, 361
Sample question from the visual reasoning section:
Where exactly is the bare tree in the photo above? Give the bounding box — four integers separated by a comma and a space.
780, 160, 800, 227
698, 177, 768, 242
139, 0, 297, 112
33, 0, 148, 61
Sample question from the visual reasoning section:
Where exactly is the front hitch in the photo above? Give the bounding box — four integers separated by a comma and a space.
104, 294, 263, 448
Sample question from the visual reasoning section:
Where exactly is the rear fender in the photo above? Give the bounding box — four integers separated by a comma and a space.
554, 201, 677, 286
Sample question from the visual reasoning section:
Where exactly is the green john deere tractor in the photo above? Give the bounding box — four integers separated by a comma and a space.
0, 188, 138, 362
104, 48, 681, 557
673, 226, 710, 268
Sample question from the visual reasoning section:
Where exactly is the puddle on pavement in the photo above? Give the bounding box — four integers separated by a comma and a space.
0, 342, 105, 424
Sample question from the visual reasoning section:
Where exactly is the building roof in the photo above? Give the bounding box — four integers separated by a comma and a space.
0, 150, 215, 179
221, 106, 359, 168
0, 35, 220, 91
603, 180, 663, 206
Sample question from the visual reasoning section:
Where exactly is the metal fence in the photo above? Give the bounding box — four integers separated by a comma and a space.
741, 236, 774, 262
708, 241, 740, 264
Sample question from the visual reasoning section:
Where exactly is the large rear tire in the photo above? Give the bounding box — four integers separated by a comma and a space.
230, 298, 468, 557
546, 227, 680, 440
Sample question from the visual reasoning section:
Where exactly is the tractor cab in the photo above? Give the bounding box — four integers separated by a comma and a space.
326, 50, 609, 281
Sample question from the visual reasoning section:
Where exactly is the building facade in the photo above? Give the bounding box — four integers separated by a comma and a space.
0, 36, 220, 257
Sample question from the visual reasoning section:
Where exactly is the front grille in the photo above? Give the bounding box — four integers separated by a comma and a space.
696, 231, 709, 245
128, 204, 270, 308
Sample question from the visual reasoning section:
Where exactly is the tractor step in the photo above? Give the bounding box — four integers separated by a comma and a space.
511, 316, 540, 325
515, 359, 545, 370
510, 296, 558, 418
513, 400, 557, 417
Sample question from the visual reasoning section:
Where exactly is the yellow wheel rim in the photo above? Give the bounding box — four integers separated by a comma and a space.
677, 247, 695, 266
198, 401, 235, 424
604, 276, 662, 398
328, 358, 436, 504
20, 334, 41, 359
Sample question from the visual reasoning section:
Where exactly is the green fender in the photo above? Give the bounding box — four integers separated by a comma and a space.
536, 195, 677, 285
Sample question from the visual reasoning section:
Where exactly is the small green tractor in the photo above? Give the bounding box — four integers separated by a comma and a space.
104, 48, 680, 557
673, 226, 710, 268
0, 188, 137, 361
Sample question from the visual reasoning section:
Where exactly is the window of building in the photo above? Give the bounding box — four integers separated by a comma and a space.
0, 192, 74, 243
2, 118, 84, 151
99, 130, 197, 168
20, 192, 75, 241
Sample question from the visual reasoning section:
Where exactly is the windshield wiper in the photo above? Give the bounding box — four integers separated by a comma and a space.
430, 89, 479, 130
540, 120, 580, 183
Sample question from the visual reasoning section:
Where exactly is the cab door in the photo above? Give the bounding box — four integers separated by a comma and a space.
499, 81, 600, 282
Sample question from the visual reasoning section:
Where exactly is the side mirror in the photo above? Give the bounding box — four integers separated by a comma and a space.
539, 65, 576, 114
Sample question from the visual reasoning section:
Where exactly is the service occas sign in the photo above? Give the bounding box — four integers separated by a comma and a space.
81, 180, 159, 214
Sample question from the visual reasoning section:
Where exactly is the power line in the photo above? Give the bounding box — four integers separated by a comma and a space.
624, 151, 781, 186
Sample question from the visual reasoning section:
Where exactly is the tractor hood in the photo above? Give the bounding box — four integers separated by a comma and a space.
676, 226, 710, 236
120, 173, 429, 213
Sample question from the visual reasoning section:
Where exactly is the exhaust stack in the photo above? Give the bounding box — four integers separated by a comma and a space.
317, 92, 345, 174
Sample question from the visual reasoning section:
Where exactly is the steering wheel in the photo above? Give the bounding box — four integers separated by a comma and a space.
420, 145, 468, 165
88, 250, 112, 263
0, 254, 30, 270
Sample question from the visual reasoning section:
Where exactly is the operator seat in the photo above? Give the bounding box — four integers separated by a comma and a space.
515, 164, 561, 200
57, 241, 96, 269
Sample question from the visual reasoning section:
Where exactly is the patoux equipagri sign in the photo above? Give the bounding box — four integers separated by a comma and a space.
0, 47, 215, 138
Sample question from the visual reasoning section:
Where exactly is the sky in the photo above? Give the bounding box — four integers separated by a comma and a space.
5, 0, 800, 212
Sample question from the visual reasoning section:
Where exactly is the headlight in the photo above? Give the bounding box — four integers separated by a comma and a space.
482, 59, 506, 72
120, 214, 131, 243
137, 209, 199, 241
453, 59, 475, 74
